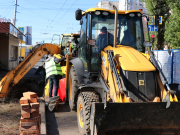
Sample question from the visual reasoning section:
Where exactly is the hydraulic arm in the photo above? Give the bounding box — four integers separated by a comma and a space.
0, 43, 60, 98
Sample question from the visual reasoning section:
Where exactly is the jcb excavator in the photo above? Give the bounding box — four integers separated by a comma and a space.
64, 6, 180, 135
0, 44, 60, 98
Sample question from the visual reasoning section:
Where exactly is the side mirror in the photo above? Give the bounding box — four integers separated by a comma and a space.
87, 39, 96, 45
75, 9, 82, 20
144, 41, 152, 47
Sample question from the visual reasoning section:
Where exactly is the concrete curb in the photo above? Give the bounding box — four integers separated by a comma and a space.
39, 98, 46, 135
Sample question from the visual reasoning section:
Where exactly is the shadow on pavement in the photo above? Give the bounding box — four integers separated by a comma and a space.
56, 102, 71, 112
46, 102, 80, 135
46, 109, 60, 135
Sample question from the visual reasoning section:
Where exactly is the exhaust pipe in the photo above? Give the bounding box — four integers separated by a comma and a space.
113, 5, 118, 48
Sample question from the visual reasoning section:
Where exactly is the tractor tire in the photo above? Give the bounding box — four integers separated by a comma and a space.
77, 92, 99, 135
68, 66, 78, 110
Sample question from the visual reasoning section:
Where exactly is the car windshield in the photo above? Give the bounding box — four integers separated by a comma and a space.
90, 13, 144, 71
92, 13, 144, 52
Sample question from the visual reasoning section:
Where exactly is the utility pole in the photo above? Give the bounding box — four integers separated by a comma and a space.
14, 0, 17, 26
126, 0, 128, 11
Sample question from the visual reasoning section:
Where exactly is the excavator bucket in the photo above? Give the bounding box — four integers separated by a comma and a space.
90, 102, 180, 135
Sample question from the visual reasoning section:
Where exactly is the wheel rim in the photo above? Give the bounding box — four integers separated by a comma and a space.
78, 103, 84, 128
70, 76, 72, 100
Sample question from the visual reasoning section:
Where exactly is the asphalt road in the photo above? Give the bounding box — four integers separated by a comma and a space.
46, 103, 81, 135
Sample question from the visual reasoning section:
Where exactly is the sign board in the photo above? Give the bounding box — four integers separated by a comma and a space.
153, 16, 163, 25
0, 18, 14, 24
148, 25, 158, 31
18, 27, 24, 34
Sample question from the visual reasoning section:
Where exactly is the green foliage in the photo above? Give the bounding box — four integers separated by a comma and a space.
164, 1, 180, 49
142, 0, 170, 50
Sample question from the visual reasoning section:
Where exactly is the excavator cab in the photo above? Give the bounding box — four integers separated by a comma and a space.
75, 8, 151, 77
60, 34, 80, 56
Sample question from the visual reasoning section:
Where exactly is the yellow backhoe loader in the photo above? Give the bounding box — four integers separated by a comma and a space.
64, 6, 180, 135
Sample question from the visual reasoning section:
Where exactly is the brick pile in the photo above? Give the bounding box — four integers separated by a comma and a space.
19, 92, 41, 135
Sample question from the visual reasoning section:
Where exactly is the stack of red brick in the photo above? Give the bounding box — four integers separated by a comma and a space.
19, 92, 41, 135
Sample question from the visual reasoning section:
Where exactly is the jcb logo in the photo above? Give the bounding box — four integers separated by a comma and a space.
139, 80, 144, 85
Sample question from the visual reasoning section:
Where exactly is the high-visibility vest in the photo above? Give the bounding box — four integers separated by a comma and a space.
45, 57, 63, 79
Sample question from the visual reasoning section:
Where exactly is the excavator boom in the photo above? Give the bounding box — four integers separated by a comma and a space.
0, 43, 60, 97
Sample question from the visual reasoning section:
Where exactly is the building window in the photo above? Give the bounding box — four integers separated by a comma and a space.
10, 45, 18, 61
139, 0, 142, 2
131, 0, 133, 2
135, 4, 137, 6
139, 4, 143, 6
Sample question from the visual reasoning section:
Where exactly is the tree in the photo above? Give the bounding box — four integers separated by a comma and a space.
164, 1, 180, 49
142, 0, 170, 49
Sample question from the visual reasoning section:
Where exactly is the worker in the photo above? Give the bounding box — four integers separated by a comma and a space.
44, 53, 67, 98
66, 40, 77, 56
96, 27, 108, 50
71, 38, 78, 56
96, 26, 113, 51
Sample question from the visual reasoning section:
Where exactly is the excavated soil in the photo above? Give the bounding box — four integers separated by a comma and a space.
7, 77, 45, 100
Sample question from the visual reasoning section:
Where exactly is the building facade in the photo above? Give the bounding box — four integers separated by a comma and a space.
97, 0, 148, 14
97, 0, 119, 10
0, 22, 25, 70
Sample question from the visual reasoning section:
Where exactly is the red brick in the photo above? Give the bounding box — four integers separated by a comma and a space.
23, 92, 37, 99
21, 117, 39, 123
20, 97, 28, 104
28, 98, 37, 103
20, 131, 40, 135
21, 108, 31, 113
31, 112, 40, 118
30, 102, 39, 109
21, 104, 30, 110
20, 121, 38, 127
31, 108, 39, 113
21, 112, 30, 118
20, 125, 38, 131
20, 130, 39, 135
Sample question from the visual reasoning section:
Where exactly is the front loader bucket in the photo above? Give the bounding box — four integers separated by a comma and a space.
90, 102, 180, 135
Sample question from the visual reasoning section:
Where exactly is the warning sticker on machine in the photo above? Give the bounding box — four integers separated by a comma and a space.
102, 55, 106, 68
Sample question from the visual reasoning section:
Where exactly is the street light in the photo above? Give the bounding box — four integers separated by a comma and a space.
51, 34, 61, 47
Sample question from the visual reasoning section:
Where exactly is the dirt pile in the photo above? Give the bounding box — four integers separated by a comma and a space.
8, 77, 45, 99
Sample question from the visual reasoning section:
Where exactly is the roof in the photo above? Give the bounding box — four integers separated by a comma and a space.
62, 33, 80, 37
82, 7, 143, 15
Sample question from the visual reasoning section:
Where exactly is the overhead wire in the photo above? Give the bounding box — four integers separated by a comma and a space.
44, 0, 67, 33
47, 0, 78, 33
1, 0, 14, 17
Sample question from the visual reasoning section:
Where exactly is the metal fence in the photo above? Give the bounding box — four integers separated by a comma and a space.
152, 49, 180, 89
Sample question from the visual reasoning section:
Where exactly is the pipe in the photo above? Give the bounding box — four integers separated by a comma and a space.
113, 5, 118, 48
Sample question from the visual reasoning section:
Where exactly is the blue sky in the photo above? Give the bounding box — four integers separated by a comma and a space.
0, 0, 118, 45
